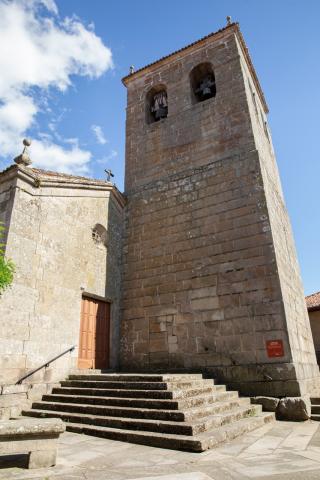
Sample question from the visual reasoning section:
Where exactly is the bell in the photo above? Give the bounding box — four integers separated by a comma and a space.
202, 86, 212, 96
154, 106, 167, 120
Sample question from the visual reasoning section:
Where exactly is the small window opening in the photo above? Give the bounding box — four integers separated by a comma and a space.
190, 63, 216, 103
92, 223, 108, 247
146, 85, 168, 123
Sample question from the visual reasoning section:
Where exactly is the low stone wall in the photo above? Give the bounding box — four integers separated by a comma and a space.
0, 382, 59, 420
0, 417, 65, 469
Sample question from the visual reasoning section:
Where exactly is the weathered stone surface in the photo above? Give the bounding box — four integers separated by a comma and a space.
251, 396, 279, 412
276, 397, 311, 421
0, 166, 125, 411
28, 449, 57, 469
0, 417, 64, 469
4, 420, 320, 479
0, 417, 65, 437
23, 372, 274, 451
1, 384, 28, 395
0, 393, 26, 407
120, 23, 320, 397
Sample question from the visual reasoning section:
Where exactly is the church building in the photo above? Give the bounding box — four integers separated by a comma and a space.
0, 20, 319, 421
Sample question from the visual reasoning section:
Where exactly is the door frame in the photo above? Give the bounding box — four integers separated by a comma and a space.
78, 292, 112, 369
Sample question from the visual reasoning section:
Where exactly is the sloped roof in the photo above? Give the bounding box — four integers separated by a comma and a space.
29, 167, 112, 187
0, 164, 111, 186
0, 164, 126, 207
122, 23, 233, 84
306, 291, 320, 311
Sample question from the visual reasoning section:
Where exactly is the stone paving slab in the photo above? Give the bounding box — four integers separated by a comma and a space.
1, 421, 320, 479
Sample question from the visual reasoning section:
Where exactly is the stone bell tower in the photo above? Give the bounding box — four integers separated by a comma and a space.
120, 21, 320, 397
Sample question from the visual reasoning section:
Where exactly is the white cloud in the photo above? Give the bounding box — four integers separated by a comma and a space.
0, 0, 113, 173
31, 139, 91, 175
95, 149, 118, 165
91, 124, 108, 145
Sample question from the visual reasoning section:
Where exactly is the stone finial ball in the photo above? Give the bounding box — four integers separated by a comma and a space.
23, 138, 32, 147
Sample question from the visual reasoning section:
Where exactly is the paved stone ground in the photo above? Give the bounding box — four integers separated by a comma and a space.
1, 421, 320, 479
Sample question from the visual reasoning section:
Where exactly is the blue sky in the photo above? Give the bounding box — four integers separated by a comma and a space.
0, 0, 319, 295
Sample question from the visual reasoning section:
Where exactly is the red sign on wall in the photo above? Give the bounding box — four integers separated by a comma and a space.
266, 340, 284, 358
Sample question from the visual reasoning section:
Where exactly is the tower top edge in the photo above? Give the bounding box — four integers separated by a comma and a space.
122, 22, 268, 114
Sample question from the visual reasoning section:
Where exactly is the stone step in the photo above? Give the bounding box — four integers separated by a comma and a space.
52, 385, 220, 399
60, 380, 214, 391
69, 369, 112, 375
310, 398, 320, 420
23, 404, 261, 436
182, 398, 249, 421
68, 374, 204, 382
22, 371, 275, 452
311, 414, 320, 421
310, 405, 320, 414
60, 412, 274, 452
31, 397, 249, 422
41, 390, 238, 410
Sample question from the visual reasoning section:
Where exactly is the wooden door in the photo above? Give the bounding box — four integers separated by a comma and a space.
78, 296, 110, 369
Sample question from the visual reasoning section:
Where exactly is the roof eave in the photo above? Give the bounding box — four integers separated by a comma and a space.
307, 305, 320, 312
0, 164, 126, 208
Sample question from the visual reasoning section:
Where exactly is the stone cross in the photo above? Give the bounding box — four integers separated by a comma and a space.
104, 169, 114, 182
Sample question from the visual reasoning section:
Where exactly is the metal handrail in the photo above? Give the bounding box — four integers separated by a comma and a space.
16, 345, 76, 384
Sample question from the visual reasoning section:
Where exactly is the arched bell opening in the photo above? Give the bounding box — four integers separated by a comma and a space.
190, 62, 216, 104
146, 85, 168, 124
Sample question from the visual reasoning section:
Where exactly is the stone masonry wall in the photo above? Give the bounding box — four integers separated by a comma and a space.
121, 26, 320, 396
0, 168, 124, 417
0, 172, 16, 246
239, 40, 319, 396
309, 310, 320, 361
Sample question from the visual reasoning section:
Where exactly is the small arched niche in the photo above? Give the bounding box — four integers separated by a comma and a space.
190, 63, 216, 103
146, 85, 168, 124
92, 223, 108, 247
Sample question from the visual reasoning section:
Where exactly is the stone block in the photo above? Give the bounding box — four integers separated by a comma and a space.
10, 404, 28, 418
276, 397, 311, 421
251, 396, 279, 412
0, 354, 27, 370
1, 384, 29, 395
27, 384, 48, 401
168, 343, 178, 353
149, 317, 166, 333
190, 287, 217, 299
0, 408, 10, 420
191, 297, 219, 311
134, 342, 149, 354
0, 339, 24, 355
0, 393, 27, 407
28, 449, 57, 469
0, 417, 64, 468
149, 332, 168, 353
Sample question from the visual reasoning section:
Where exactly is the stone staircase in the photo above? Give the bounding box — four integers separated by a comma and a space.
22, 373, 274, 452
311, 397, 320, 420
